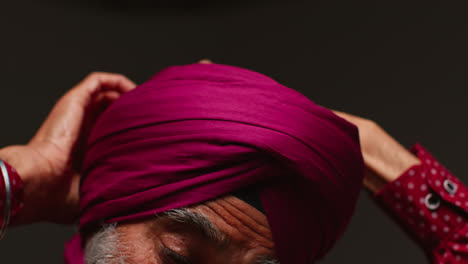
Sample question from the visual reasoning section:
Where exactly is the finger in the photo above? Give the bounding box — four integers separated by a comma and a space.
70, 72, 136, 106
198, 59, 213, 64
90, 90, 121, 116
79, 91, 121, 147
89, 72, 137, 93
93, 90, 121, 104
78, 72, 137, 96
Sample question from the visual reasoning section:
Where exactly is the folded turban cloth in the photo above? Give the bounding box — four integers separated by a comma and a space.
63, 63, 364, 264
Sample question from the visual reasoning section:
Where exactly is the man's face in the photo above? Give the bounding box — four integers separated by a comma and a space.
84, 195, 277, 264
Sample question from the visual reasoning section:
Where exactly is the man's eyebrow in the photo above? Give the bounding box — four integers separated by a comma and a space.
159, 208, 231, 249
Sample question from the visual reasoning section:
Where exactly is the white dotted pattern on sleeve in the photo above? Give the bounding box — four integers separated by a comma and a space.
373, 143, 468, 263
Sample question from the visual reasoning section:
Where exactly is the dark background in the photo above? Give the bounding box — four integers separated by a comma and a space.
1, 0, 467, 263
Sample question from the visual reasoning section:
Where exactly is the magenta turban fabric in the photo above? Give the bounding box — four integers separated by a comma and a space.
63, 63, 364, 264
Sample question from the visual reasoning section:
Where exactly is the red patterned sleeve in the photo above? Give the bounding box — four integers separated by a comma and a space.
373, 143, 468, 263
0, 161, 24, 229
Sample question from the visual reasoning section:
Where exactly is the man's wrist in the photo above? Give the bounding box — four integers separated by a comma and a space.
361, 125, 421, 194
0, 145, 50, 224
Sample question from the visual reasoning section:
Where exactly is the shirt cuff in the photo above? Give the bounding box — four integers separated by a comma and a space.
372, 143, 468, 260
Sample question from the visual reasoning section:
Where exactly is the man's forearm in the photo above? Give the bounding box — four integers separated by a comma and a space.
361, 124, 421, 194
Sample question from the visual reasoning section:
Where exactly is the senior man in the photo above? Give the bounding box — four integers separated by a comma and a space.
0, 61, 466, 264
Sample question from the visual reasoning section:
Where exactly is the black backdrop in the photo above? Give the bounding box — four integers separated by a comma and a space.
1, 0, 467, 263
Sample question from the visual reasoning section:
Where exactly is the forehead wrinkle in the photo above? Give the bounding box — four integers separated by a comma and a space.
200, 201, 277, 264
222, 196, 270, 229
220, 198, 272, 239
205, 200, 272, 249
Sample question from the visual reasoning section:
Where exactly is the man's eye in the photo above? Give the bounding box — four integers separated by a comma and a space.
162, 246, 192, 264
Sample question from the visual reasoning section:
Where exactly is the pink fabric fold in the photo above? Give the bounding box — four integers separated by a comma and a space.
64, 63, 364, 264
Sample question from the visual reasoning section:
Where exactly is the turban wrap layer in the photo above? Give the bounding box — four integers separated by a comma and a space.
64, 63, 364, 264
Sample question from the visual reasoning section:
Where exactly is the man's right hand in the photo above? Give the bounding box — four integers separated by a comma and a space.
0, 72, 136, 225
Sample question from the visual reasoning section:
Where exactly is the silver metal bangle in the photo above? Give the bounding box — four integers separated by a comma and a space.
0, 159, 12, 240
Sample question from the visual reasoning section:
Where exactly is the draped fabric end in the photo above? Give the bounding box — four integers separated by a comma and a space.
64, 63, 364, 264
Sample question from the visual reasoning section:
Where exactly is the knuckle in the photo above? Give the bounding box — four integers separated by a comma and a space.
113, 73, 127, 81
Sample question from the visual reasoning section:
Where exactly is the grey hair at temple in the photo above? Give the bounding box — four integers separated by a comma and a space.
84, 223, 127, 264
84, 208, 280, 264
